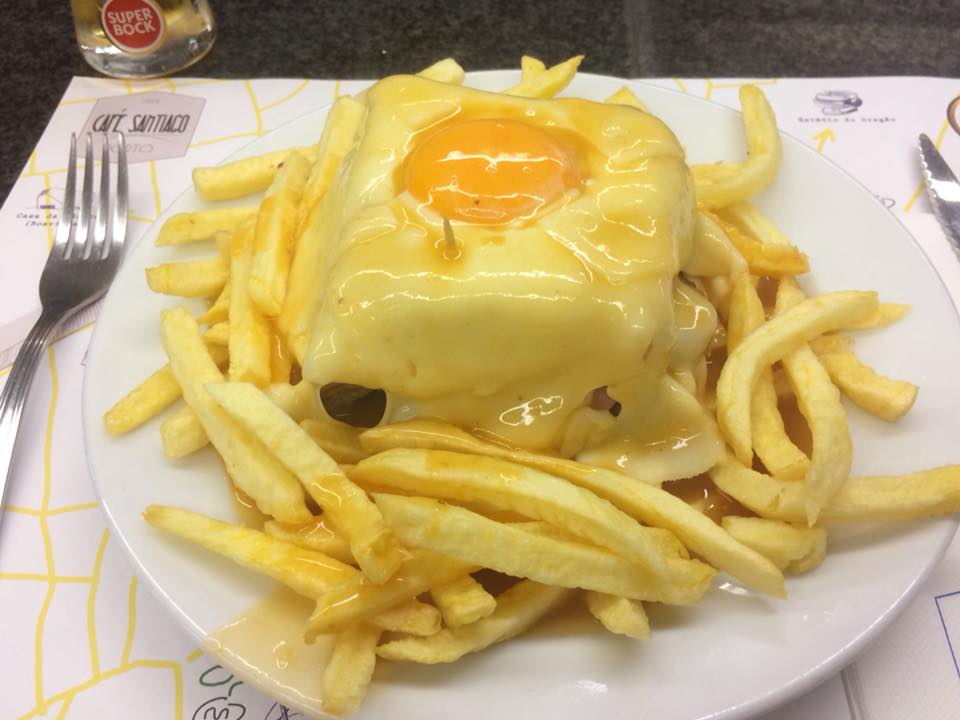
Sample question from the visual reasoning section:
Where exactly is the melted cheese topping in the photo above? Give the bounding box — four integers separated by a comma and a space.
301, 75, 721, 471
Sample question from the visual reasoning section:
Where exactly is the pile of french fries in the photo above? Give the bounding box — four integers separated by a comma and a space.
104, 56, 960, 716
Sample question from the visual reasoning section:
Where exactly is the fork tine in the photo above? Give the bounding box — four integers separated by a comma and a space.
55, 134, 78, 259
74, 133, 96, 260
94, 134, 110, 259
112, 132, 128, 258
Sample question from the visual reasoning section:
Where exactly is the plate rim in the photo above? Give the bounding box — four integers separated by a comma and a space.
81, 69, 960, 720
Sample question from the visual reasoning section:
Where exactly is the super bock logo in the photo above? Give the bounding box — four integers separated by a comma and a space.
80, 91, 205, 163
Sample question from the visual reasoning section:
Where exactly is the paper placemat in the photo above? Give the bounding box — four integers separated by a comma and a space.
2, 74, 959, 720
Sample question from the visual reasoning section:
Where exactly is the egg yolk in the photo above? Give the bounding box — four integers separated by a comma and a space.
404, 118, 581, 224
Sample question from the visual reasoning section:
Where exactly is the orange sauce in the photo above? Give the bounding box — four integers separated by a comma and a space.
663, 474, 753, 523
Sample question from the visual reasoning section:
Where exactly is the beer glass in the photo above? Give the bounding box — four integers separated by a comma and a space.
70, 0, 216, 78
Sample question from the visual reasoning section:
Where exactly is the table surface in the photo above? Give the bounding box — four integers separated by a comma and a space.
2, 0, 959, 204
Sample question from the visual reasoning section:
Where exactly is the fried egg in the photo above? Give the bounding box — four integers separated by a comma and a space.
300, 74, 725, 481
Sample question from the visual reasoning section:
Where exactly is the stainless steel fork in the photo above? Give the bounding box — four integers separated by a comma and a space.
0, 133, 128, 524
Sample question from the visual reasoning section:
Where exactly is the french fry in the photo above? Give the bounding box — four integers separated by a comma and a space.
368, 599, 441, 637
775, 279, 852, 523
156, 206, 257, 246
104, 344, 228, 436
360, 421, 786, 597
374, 494, 715, 605
840, 303, 910, 331
144, 505, 353, 598
192, 146, 318, 202
268, 329, 293, 384
202, 322, 230, 347
686, 212, 748, 279
228, 220, 272, 386
159, 404, 209, 458
248, 150, 311, 316
716, 290, 878, 465
262, 381, 320, 422
720, 516, 827, 574
321, 623, 381, 717
691, 85, 782, 207
205, 381, 403, 584
816, 349, 918, 421
145, 505, 435, 639
585, 592, 650, 640
726, 274, 810, 481
711, 454, 960, 523
145, 256, 228, 298
351, 448, 679, 581
416, 57, 466, 84
504, 55, 583, 98
160, 307, 310, 522
376, 580, 571, 664
198, 279, 231, 325
520, 55, 546, 81
307, 551, 473, 639
604, 85, 648, 111
302, 417, 370, 464
214, 230, 233, 260
708, 212, 808, 277
263, 518, 354, 564
430, 576, 497, 628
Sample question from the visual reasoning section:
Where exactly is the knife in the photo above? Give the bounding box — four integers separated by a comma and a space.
918, 133, 960, 259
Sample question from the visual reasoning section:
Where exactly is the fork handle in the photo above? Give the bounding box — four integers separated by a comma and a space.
0, 311, 64, 524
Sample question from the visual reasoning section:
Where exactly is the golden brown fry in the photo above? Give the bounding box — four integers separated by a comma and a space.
268, 329, 293, 384
159, 404, 209, 458
206, 382, 403, 584
361, 421, 785, 597
160, 307, 310, 522
430, 576, 498, 628
263, 518, 354, 564
321, 623, 381, 717
198, 279, 231, 325
156, 206, 257, 246
520, 55, 546, 81
585, 592, 650, 640
302, 416, 369, 464
716, 290, 878, 464
202, 322, 230, 347
352, 448, 677, 580
145, 256, 228, 298
192, 146, 318, 202
708, 212, 808, 277
504, 55, 583, 98
839, 303, 911, 330
720, 516, 827, 574
691, 85, 782, 207
376, 580, 571, 664
711, 454, 960, 523
816, 350, 918, 421
307, 551, 472, 639
144, 505, 353, 598
775, 279, 852, 524
248, 150, 311, 316
104, 344, 228, 436
374, 494, 714, 604
368, 599, 441, 637
228, 220, 272, 386
416, 57, 466, 84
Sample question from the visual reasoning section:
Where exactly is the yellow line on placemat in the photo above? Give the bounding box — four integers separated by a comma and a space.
186, 647, 203, 662
903, 117, 951, 213
53, 694, 74, 720
244, 80, 265, 136
33, 346, 60, 711
0, 573, 92, 583
120, 576, 138, 665
85, 530, 110, 677
334, 79, 342, 99
261, 79, 310, 111
148, 161, 162, 218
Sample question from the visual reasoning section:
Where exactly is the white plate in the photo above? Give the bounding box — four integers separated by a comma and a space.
83, 71, 960, 720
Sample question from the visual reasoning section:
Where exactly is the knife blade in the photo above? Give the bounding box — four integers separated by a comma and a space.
918, 133, 960, 259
